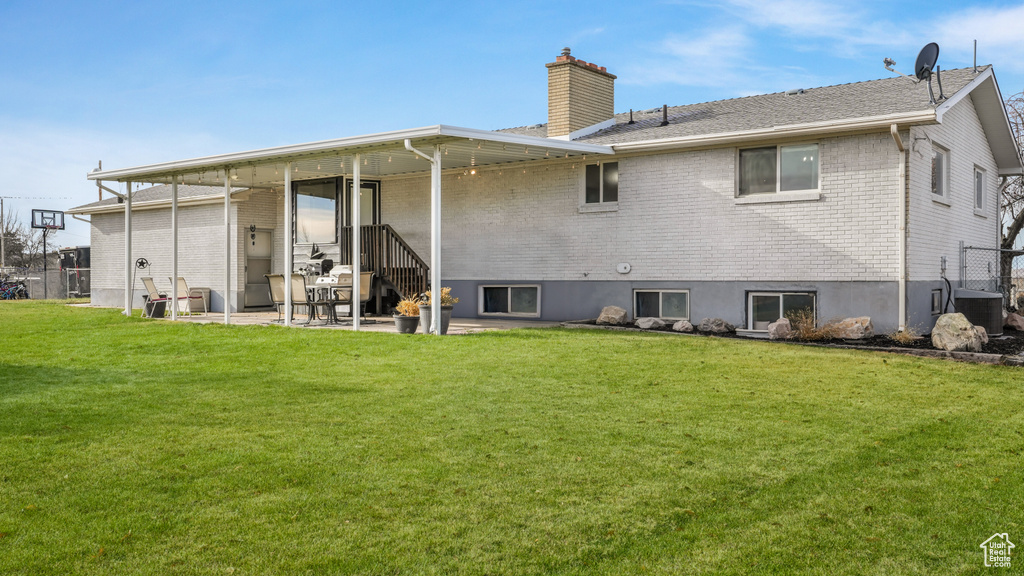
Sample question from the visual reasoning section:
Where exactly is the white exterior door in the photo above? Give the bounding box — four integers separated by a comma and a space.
245, 229, 273, 307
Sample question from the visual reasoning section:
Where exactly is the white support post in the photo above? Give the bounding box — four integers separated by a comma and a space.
430, 145, 442, 335
224, 174, 231, 325
124, 181, 132, 316
170, 180, 178, 320
284, 164, 292, 327
352, 155, 361, 331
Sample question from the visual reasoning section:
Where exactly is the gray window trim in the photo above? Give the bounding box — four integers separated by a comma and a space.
477, 284, 542, 318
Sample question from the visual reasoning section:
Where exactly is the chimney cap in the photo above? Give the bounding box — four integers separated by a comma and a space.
561, 47, 571, 57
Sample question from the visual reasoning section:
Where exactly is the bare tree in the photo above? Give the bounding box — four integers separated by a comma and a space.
1000, 91, 1024, 295
1, 210, 42, 271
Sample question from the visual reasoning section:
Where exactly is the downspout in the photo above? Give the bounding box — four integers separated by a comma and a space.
891, 124, 907, 331
404, 139, 442, 335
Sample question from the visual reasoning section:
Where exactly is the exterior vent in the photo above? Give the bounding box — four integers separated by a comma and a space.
954, 289, 1003, 337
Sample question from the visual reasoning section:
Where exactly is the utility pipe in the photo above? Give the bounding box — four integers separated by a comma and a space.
891, 124, 907, 331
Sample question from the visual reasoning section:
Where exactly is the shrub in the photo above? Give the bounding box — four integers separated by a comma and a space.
887, 326, 922, 345
422, 287, 459, 307
394, 297, 421, 317
785, 309, 842, 341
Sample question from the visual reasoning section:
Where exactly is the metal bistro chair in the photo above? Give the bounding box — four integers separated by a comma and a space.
140, 277, 169, 318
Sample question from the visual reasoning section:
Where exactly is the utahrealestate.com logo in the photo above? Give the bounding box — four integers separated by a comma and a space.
980, 533, 1014, 568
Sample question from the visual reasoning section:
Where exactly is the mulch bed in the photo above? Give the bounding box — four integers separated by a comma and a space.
562, 319, 1024, 363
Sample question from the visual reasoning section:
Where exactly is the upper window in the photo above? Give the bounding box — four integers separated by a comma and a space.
738, 144, 819, 196
931, 146, 949, 200
634, 290, 689, 320
294, 179, 338, 244
585, 162, 618, 204
974, 167, 986, 212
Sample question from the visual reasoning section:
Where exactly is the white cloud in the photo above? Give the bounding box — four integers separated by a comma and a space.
932, 5, 1024, 73
624, 27, 753, 88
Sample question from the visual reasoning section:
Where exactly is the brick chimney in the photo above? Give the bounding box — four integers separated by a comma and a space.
546, 48, 616, 138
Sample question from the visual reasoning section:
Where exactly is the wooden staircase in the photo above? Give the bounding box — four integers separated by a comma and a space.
339, 224, 428, 300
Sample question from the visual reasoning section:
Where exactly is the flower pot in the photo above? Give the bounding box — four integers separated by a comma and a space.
420, 305, 453, 335
393, 314, 420, 334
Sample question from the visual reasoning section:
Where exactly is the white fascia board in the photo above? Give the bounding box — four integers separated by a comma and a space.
88, 124, 615, 183
934, 67, 992, 122
611, 111, 937, 153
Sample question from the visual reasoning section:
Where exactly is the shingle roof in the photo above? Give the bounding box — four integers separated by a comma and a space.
70, 184, 247, 213
498, 66, 986, 145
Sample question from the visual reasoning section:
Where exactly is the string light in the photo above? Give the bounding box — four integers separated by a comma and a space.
470, 169, 476, 175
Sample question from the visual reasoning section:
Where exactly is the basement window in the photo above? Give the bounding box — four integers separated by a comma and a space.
747, 292, 815, 331
584, 162, 618, 204
634, 290, 689, 320
479, 285, 541, 317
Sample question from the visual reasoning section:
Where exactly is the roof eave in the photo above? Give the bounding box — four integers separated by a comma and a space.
610, 111, 938, 153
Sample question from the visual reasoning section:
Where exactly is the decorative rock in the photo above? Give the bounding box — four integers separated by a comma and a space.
767, 318, 792, 340
698, 318, 735, 334
596, 306, 627, 325
1005, 312, 1024, 331
931, 313, 983, 352
833, 316, 873, 340
672, 320, 694, 333
975, 325, 989, 344
636, 317, 666, 330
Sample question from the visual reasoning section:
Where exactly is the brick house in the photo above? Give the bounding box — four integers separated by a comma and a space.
69, 50, 1023, 333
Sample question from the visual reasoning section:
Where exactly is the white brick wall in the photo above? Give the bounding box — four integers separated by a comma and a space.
91, 200, 243, 306
381, 132, 902, 283
907, 96, 1001, 281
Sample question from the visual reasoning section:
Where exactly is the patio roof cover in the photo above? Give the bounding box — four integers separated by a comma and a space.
91, 125, 613, 333
87, 124, 614, 186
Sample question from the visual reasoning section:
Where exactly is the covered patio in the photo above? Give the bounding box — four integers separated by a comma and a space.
88, 125, 612, 334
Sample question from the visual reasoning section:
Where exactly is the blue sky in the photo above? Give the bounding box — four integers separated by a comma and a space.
2, 0, 1023, 247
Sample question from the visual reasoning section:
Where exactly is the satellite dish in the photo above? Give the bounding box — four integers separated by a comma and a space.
915, 42, 939, 80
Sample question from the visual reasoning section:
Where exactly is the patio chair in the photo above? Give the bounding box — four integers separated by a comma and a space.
140, 277, 168, 318
168, 276, 207, 316
333, 272, 375, 321
265, 274, 286, 321
290, 273, 319, 325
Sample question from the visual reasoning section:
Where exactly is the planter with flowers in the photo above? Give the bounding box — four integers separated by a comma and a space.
420, 287, 459, 335
393, 297, 421, 334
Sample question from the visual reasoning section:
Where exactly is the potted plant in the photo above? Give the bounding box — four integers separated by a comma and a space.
393, 297, 421, 334
419, 287, 459, 335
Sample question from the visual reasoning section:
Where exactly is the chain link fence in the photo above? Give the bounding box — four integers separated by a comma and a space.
1, 267, 90, 299
962, 245, 1024, 310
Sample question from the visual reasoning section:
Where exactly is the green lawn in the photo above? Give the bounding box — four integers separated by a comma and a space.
0, 301, 1021, 575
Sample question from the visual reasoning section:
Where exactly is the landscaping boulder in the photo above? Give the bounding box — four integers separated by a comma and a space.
698, 318, 735, 333
931, 313, 983, 352
596, 306, 627, 325
1005, 312, 1024, 331
672, 320, 694, 333
636, 317, 666, 330
975, 325, 989, 345
833, 317, 873, 339
767, 318, 792, 340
